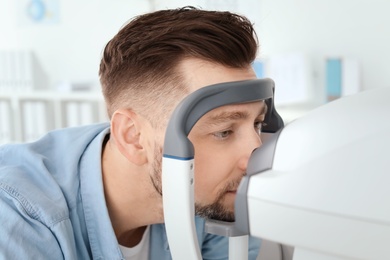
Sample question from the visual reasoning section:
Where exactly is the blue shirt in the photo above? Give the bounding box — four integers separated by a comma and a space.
0, 123, 260, 259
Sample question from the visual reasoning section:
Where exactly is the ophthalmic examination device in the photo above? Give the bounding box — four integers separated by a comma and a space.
161, 78, 390, 260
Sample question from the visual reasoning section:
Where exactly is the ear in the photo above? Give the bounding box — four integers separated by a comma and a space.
110, 109, 148, 165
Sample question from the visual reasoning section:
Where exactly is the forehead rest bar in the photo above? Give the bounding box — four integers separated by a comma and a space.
163, 78, 284, 159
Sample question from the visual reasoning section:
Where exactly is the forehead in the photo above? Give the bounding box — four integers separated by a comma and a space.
178, 58, 257, 93
196, 101, 266, 126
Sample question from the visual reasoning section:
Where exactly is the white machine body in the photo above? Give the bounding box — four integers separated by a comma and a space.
162, 157, 201, 260
246, 88, 390, 259
162, 79, 282, 260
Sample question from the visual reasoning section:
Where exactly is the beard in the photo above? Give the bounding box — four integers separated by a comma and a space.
194, 179, 241, 222
195, 201, 235, 222
149, 143, 240, 222
150, 144, 163, 196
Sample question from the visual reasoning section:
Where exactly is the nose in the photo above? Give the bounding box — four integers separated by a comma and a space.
237, 130, 262, 172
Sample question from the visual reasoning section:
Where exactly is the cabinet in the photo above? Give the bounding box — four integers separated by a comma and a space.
0, 90, 108, 144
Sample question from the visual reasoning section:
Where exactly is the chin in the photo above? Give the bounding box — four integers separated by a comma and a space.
195, 201, 235, 222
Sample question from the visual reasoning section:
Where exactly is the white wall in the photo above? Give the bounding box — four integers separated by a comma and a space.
257, 0, 390, 94
1, 0, 389, 96
0, 0, 151, 89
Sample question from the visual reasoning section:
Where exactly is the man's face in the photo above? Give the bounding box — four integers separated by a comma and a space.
151, 58, 265, 221
189, 101, 266, 221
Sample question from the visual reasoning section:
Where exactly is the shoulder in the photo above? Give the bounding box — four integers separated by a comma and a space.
0, 165, 69, 228
0, 178, 79, 259
0, 123, 110, 225
0, 123, 111, 259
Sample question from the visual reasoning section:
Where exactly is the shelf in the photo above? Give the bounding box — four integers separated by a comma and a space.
0, 90, 108, 144
0, 91, 325, 144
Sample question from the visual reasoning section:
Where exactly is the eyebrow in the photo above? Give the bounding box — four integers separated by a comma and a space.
201, 102, 268, 127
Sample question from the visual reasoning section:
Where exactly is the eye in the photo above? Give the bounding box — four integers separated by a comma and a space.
213, 130, 233, 140
254, 121, 266, 135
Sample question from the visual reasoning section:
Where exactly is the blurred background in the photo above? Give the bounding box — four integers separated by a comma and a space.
1, 0, 390, 144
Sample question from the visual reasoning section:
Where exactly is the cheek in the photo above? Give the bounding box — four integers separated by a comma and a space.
193, 147, 234, 202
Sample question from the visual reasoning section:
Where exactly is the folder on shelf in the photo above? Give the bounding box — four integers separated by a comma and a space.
326, 58, 361, 102
0, 51, 5, 91
22, 101, 35, 142
65, 101, 98, 127
0, 51, 12, 90
65, 101, 80, 127
252, 60, 265, 79
21, 100, 51, 142
266, 53, 311, 105
326, 58, 342, 101
0, 50, 48, 91
341, 58, 360, 97
0, 100, 13, 144
80, 101, 96, 126
35, 101, 48, 139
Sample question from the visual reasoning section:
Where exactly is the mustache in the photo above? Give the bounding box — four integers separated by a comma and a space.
218, 178, 243, 197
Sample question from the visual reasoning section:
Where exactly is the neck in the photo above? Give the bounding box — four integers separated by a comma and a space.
118, 226, 147, 247
101, 139, 164, 246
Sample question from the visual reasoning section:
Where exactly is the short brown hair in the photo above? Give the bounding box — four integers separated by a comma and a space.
99, 6, 258, 126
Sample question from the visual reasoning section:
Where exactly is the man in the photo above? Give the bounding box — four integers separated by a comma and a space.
0, 6, 266, 259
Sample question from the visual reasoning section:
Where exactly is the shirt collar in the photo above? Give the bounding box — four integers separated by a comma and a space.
79, 126, 123, 259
